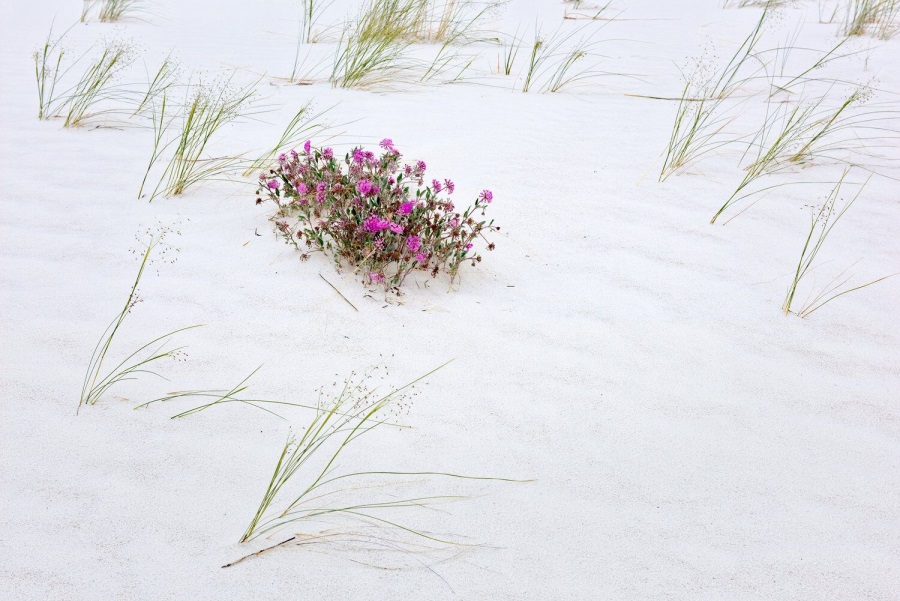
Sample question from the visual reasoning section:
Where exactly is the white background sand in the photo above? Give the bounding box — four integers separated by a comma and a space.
1, 0, 898, 599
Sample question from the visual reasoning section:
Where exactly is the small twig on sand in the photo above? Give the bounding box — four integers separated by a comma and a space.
222, 536, 296, 568
320, 274, 359, 312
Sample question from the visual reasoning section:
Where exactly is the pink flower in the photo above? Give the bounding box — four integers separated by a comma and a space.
399, 201, 414, 215
406, 236, 422, 252
449, 218, 458, 228
379, 138, 394, 151
267, 179, 280, 190
432, 179, 442, 193
466, 243, 473, 250
352, 149, 366, 164
444, 179, 455, 194
479, 189, 493, 203
414, 252, 428, 262
369, 272, 385, 283
303, 140, 311, 154
363, 215, 391, 233
388, 222, 404, 234
416, 160, 426, 172
356, 179, 377, 196
295, 182, 309, 195
323, 147, 334, 160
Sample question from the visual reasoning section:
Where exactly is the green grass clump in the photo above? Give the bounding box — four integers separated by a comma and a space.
82, 0, 150, 22
842, 0, 900, 39
330, 0, 421, 88
78, 232, 200, 412
520, 23, 609, 93
33, 24, 73, 120
142, 76, 258, 199
63, 38, 136, 127
660, 8, 769, 179
782, 172, 893, 317
236, 363, 526, 547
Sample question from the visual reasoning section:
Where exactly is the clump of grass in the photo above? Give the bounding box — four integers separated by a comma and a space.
411, 0, 497, 42
842, 0, 900, 39
329, 0, 497, 88
143, 76, 258, 199
496, 29, 523, 76
63, 37, 136, 127
420, 1, 498, 84
782, 172, 893, 316
659, 8, 770, 179
33, 24, 76, 120
78, 229, 200, 412
710, 86, 882, 222
235, 362, 526, 548
330, 0, 419, 88
82, 0, 150, 22
521, 23, 608, 93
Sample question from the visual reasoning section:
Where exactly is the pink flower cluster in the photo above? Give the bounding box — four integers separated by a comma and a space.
256, 139, 498, 290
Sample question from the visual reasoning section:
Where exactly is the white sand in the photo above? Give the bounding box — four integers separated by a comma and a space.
1, 1, 899, 599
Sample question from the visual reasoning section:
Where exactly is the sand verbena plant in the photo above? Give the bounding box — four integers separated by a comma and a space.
78, 230, 200, 412
257, 139, 499, 290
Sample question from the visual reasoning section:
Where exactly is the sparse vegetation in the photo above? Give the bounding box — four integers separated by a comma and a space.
841, 0, 900, 39
782, 172, 893, 317
659, 8, 770, 179
63, 37, 136, 127
143, 76, 258, 199
237, 363, 525, 548
78, 230, 199, 412
81, 0, 151, 22
257, 139, 498, 290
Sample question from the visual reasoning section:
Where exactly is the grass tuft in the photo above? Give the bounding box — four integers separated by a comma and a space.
841, 0, 900, 39
62, 37, 136, 127
78, 231, 200, 412
659, 8, 770, 179
782, 171, 894, 317
143, 75, 258, 199
229, 362, 528, 547
82, 0, 151, 22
